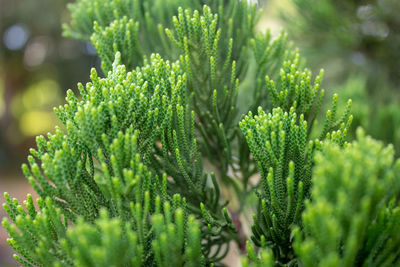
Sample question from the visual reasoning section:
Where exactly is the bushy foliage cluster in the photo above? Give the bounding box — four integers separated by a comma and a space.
2, 0, 399, 266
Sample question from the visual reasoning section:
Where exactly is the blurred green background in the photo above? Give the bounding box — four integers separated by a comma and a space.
0, 0, 399, 265
279, 0, 400, 148
0, 0, 98, 264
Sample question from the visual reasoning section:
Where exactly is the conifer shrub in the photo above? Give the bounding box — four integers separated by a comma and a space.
2, 0, 399, 266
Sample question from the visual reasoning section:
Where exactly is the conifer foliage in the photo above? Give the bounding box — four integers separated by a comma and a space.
2, 0, 400, 266
295, 129, 400, 266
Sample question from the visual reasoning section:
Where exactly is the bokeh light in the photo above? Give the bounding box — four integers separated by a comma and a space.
11, 79, 63, 136
3, 24, 29, 50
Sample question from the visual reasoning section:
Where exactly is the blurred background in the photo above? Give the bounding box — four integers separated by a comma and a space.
0, 0, 98, 264
0, 0, 399, 265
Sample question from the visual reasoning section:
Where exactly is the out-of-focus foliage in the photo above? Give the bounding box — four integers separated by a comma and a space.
295, 129, 400, 266
280, 0, 400, 151
242, 241, 274, 267
335, 75, 400, 149
283, 0, 400, 87
0, 0, 96, 166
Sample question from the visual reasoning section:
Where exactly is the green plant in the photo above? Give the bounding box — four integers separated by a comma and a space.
294, 129, 400, 266
2, 0, 400, 266
280, 0, 400, 151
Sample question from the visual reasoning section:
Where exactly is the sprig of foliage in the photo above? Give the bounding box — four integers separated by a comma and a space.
2, 193, 205, 266
239, 62, 353, 263
242, 240, 274, 267
295, 129, 400, 266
